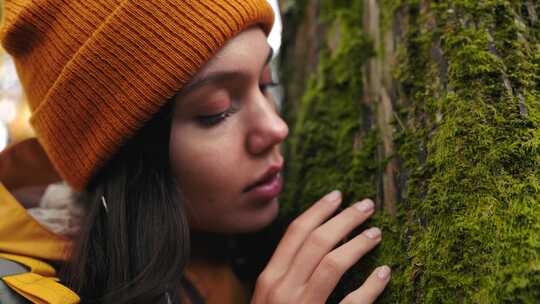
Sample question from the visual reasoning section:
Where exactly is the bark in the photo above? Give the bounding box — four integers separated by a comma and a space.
280, 0, 540, 302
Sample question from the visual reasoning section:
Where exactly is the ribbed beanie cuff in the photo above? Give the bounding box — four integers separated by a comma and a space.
1, 0, 274, 191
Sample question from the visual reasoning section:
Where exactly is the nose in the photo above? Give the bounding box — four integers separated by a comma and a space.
246, 94, 289, 155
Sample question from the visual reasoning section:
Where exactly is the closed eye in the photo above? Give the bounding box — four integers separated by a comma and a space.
260, 81, 280, 94
196, 106, 239, 127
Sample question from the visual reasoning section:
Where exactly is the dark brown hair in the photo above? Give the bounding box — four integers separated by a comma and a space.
60, 103, 192, 304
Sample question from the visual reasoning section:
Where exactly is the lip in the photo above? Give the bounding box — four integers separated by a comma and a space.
243, 163, 284, 201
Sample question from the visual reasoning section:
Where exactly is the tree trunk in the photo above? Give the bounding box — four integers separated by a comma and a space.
280, 0, 540, 302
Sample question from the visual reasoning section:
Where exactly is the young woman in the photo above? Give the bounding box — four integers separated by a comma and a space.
0, 0, 390, 303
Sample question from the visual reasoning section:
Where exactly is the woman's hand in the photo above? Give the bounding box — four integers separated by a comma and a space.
252, 191, 390, 304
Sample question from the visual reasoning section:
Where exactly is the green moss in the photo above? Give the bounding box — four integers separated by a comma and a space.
281, 0, 539, 302
393, 1, 540, 302
282, 0, 377, 214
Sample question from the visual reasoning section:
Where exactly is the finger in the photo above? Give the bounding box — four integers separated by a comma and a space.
283, 199, 375, 285
339, 266, 391, 304
253, 190, 343, 301
303, 227, 382, 303
264, 191, 342, 274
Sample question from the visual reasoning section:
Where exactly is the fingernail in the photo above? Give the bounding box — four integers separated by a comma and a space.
377, 266, 391, 280
325, 190, 341, 202
364, 227, 381, 239
354, 199, 374, 213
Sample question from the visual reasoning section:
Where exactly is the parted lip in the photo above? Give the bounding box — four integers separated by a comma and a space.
243, 162, 284, 193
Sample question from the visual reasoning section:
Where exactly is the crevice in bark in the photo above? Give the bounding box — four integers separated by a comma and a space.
362, 0, 398, 216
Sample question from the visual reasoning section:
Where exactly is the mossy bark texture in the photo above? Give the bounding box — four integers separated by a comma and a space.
280, 0, 540, 302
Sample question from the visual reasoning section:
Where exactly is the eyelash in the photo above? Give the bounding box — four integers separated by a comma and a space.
197, 106, 239, 127
260, 81, 280, 94
197, 81, 280, 127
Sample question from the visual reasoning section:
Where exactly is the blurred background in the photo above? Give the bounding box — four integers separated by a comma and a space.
0, 48, 33, 151
0, 0, 282, 152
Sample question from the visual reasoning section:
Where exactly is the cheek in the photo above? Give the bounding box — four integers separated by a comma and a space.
168, 123, 246, 215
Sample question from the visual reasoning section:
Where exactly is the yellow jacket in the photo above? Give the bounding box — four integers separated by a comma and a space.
0, 182, 78, 304
0, 138, 77, 304
0, 139, 249, 304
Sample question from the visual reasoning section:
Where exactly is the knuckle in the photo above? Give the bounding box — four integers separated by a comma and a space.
255, 271, 275, 290
288, 219, 310, 236
340, 295, 355, 304
308, 229, 334, 250
320, 253, 346, 276
267, 285, 289, 304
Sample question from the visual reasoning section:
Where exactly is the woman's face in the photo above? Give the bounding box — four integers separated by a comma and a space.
169, 28, 289, 233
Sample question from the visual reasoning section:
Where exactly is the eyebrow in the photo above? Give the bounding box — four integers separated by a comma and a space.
179, 47, 274, 97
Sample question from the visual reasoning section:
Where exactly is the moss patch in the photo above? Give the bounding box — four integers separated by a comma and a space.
392, 1, 540, 302
281, 0, 540, 302
282, 0, 377, 213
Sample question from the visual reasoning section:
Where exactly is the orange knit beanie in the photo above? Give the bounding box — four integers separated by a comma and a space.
0, 0, 274, 191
